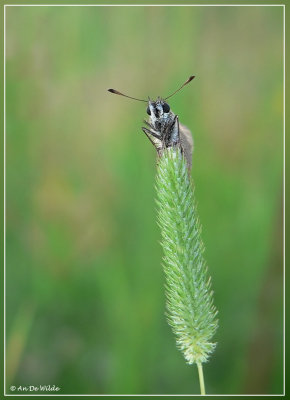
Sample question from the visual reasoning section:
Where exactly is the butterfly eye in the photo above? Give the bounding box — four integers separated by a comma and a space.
163, 102, 170, 113
146, 106, 151, 115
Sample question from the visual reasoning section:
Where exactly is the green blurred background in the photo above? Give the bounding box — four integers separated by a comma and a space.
5, 5, 283, 395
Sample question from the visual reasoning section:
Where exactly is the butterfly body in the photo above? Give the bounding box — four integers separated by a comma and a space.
142, 98, 193, 170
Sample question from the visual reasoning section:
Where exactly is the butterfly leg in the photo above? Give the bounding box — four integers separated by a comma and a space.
142, 128, 157, 148
142, 127, 162, 141
141, 127, 163, 153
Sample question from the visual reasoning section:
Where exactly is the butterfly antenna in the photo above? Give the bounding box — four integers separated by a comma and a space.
164, 75, 195, 100
108, 88, 147, 102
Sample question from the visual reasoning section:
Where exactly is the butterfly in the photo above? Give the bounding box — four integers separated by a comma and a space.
108, 75, 195, 170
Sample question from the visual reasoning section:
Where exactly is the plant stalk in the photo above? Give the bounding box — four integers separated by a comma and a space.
197, 362, 206, 395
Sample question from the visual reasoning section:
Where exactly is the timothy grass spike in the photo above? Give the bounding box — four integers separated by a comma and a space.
155, 147, 218, 367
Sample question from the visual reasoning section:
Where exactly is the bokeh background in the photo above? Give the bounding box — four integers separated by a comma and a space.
5, 5, 283, 395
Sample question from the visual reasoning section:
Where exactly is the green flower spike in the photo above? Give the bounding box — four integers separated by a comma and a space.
155, 147, 218, 395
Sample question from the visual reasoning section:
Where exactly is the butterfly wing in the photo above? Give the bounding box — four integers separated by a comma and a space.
179, 123, 194, 171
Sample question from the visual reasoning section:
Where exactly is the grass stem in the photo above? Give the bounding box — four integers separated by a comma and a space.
197, 362, 206, 395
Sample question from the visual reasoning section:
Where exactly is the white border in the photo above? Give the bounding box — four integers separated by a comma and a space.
3, 1, 6, 397
2, 3, 286, 6
282, 2, 286, 397
3, 3, 286, 397
2, 3, 286, 5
